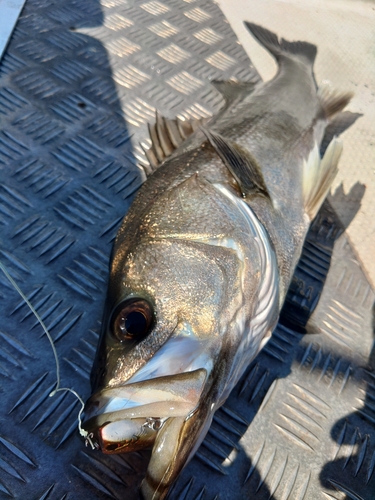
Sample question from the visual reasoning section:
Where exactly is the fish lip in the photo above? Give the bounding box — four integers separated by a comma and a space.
82, 368, 207, 448
96, 417, 161, 454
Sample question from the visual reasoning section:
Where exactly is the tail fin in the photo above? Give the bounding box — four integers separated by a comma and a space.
244, 22, 317, 66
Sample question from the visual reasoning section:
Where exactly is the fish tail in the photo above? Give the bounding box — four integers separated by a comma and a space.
244, 22, 317, 66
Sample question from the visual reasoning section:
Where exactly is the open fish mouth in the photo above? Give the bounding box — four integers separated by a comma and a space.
82, 369, 207, 454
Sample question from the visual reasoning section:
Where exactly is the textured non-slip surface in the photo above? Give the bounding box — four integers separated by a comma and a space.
0, 1, 374, 499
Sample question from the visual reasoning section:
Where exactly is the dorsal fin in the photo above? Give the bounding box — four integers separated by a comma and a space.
142, 112, 209, 173
201, 127, 270, 201
320, 111, 361, 156
318, 83, 353, 120
211, 80, 258, 105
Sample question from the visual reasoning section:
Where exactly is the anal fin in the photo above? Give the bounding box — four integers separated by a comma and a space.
201, 127, 270, 200
142, 113, 209, 174
303, 138, 342, 220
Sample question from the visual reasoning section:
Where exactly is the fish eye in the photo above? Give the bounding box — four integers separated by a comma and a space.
111, 299, 153, 342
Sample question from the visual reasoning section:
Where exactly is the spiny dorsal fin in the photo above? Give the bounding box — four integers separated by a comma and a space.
201, 127, 270, 200
303, 138, 342, 220
318, 83, 353, 120
211, 80, 258, 105
141, 112, 209, 173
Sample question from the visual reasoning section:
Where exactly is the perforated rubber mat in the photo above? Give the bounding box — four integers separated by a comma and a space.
0, 1, 374, 500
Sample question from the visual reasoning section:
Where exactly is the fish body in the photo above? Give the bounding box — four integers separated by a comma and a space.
82, 23, 352, 499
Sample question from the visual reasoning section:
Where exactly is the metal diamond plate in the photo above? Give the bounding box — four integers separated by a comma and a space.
0, 1, 373, 500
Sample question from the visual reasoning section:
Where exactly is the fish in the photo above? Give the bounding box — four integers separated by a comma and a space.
82, 22, 353, 499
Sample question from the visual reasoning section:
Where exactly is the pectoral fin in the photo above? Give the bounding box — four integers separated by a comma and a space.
201, 127, 270, 200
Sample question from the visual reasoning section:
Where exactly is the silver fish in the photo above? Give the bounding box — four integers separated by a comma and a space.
82, 22, 352, 499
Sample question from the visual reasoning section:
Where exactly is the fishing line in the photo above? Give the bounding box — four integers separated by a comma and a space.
0, 260, 96, 449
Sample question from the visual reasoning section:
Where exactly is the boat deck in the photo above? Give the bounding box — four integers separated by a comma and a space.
0, 1, 374, 499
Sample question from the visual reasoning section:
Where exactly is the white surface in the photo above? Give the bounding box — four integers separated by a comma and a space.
0, 0, 27, 61
217, 0, 375, 288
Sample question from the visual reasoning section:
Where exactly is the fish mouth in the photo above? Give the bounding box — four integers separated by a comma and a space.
82, 368, 207, 454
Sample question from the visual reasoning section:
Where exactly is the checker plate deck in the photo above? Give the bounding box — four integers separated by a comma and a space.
0, 1, 374, 499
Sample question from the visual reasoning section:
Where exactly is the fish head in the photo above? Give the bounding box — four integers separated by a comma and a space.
82, 174, 276, 498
